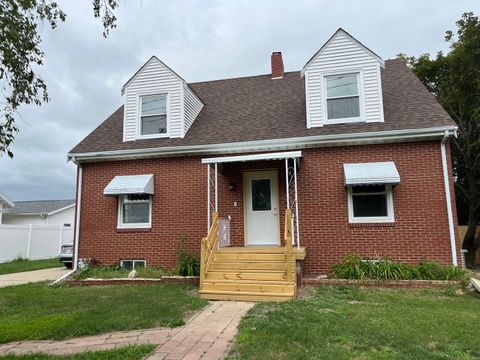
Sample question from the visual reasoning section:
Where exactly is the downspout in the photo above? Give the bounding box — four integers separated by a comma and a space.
441, 131, 458, 266
52, 163, 82, 285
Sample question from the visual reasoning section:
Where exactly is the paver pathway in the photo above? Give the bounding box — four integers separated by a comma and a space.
0, 267, 69, 288
0, 301, 254, 359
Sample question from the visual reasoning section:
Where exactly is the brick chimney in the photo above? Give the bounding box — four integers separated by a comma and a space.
271, 52, 284, 79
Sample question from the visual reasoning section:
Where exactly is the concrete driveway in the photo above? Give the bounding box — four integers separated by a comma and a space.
0, 267, 70, 288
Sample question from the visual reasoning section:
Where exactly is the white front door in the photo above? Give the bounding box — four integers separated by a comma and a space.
243, 170, 280, 246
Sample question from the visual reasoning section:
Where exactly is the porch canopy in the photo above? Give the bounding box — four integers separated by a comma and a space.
201, 151, 302, 248
343, 161, 400, 186
103, 174, 154, 196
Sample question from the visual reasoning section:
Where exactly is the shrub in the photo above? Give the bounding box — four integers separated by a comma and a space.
174, 235, 200, 276
333, 255, 466, 281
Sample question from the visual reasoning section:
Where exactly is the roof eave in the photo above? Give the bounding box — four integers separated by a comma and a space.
68, 125, 457, 163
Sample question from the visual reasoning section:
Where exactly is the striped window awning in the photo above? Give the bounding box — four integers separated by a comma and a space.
103, 174, 154, 196
343, 162, 400, 186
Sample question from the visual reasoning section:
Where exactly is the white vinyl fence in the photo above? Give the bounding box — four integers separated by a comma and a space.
0, 224, 73, 263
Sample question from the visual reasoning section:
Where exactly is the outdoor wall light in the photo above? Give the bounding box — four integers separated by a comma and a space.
229, 182, 236, 191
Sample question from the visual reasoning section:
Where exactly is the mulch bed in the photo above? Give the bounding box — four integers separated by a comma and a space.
67, 276, 199, 286
302, 277, 462, 289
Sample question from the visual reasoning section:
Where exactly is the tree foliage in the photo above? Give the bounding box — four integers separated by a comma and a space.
401, 12, 480, 265
0, 0, 118, 157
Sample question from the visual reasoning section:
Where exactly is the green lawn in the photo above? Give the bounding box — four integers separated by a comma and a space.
0, 282, 206, 343
0, 345, 155, 360
230, 286, 480, 360
0, 259, 63, 275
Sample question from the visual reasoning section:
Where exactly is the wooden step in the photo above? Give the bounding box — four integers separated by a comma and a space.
201, 281, 295, 294
209, 261, 288, 271
199, 289, 294, 302
206, 270, 288, 281
214, 253, 286, 261
217, 246, 285, 253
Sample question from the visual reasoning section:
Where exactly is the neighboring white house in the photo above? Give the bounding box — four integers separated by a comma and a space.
0, 192, 15, 224
0, 198, 75, 262
1, 199, 75, 226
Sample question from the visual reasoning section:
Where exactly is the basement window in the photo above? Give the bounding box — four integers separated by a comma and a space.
120, 260, 146, 270
347, 184, 394, 223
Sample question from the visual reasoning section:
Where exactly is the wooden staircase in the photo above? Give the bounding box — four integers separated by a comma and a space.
199, 210, 298, 302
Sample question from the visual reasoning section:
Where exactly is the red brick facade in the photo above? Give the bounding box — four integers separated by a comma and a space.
76, 140, 460, 274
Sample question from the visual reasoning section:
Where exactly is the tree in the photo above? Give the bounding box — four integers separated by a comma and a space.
400, 12, 480, 266
0, 0, 118, 157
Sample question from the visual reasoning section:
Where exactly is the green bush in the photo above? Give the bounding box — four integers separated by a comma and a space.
174, 235, 200, 276
333, 255, 466, 281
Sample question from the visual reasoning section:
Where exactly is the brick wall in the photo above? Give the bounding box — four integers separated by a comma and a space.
77, 140, 460, 274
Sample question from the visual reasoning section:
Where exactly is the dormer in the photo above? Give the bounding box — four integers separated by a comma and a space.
121, 56, 204, 141
302, 28, 385, 128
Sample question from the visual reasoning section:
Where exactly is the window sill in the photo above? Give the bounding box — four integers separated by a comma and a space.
116, 227, 152, 233
348, 222, 395, 228
135, 133, 169, 140
324, 118, 365, 125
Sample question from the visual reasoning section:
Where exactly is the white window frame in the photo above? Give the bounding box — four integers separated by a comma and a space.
117, 194, 152, 229
120, 259, 146, 269
136, 93, 170, 139
322, 70, 365, 125
347, 184, 395, 223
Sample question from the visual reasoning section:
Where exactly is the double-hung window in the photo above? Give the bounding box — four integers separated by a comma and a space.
118, 194, 152, 228
325, 73, 361, 121
347, 184, 394, 223
140, 94, 167, 136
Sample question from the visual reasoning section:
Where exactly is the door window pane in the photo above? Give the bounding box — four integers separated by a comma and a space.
252, 179, 271, 211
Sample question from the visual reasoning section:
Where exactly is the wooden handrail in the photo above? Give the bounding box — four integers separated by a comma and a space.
200, 212, 219, 289
285, 208, 293, 283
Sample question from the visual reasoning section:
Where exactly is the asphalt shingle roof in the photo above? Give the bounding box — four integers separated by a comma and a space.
69, 59, 454, 155
4, 200, 75, 215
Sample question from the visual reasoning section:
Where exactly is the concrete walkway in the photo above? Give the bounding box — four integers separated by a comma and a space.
0, 301, 254, 359
0, 267, 70, 288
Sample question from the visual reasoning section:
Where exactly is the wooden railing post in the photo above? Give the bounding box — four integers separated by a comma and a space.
200, 237, 207, 289
200, 212, 219, 290
285, 208, 293, 283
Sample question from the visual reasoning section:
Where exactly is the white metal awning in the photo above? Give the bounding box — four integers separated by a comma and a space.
201, 151, 302, 164
103, 174, 154, 196
343, 162, 400, 186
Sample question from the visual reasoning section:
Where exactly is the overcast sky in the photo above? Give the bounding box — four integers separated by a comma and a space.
0, 0, 475, 201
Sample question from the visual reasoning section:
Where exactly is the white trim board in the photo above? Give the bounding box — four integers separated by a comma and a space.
69, 126, 457, 163
201, 151, 302, 164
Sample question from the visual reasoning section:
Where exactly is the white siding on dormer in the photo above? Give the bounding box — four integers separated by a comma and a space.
123, 58, 183, 141
183, 84, 204, 135
304, 30, 384, 127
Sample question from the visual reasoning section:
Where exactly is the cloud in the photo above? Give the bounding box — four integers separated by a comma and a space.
0, 0, 473, 200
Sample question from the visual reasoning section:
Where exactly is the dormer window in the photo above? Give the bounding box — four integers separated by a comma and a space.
325, 73, 361, 122
139, 94, 168, 137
